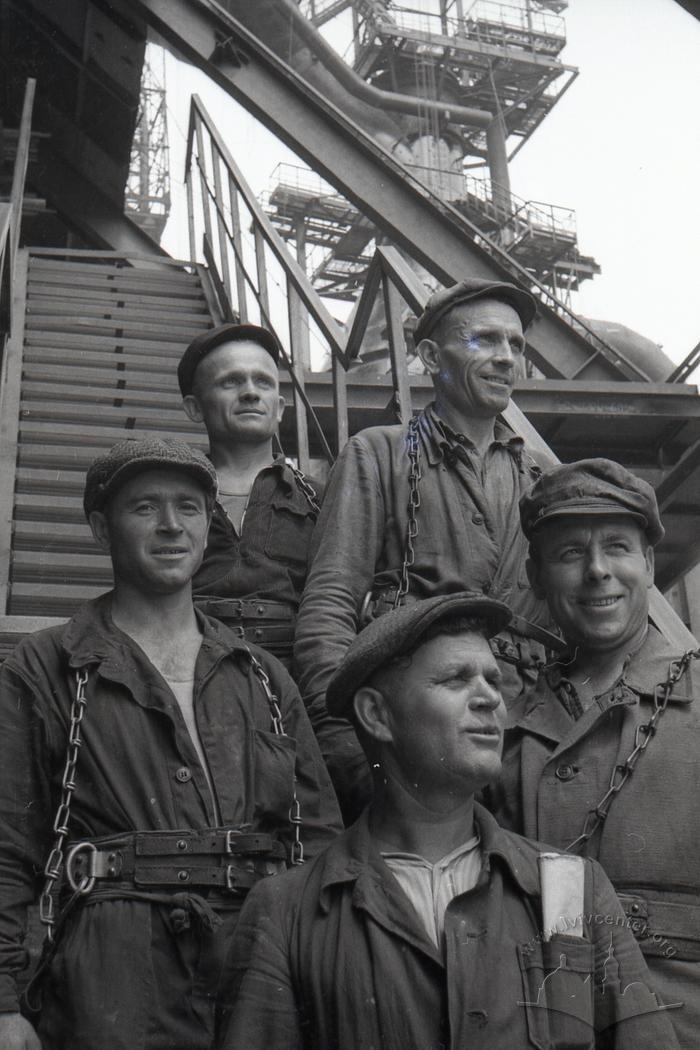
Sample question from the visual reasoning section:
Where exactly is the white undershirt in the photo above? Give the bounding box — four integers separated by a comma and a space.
382, 835, 481, 948
164, 674, 221, 824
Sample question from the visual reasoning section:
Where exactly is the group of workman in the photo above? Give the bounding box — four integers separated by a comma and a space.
0, 277, 697, 1050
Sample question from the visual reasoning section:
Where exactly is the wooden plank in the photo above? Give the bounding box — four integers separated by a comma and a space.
28, 248, 196, 267
26, 301, 211, 325
0, 251, 28, 614
24, 317, 207, 341
25, 332, 194, 356
8, 583, 107, 618
19, 401, 199, 432
26, 286, 210, 312
26, 270, 204, 298
21, 380, 183, 409
22, 363, 183, 392
30, 257, 200, 283
19, 420, 201, 446
16, 467, 87, 495
12, 550, 112, 582
14, 520, 106, 551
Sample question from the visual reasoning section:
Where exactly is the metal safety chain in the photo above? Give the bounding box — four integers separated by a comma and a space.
394, 414, 422, 608
245, 647, 304, 866
289, 463, 321, 517
566, 648, 700, 854
38, 669, 90, 941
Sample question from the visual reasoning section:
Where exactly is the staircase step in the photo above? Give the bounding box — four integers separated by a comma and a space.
27, 285, 211, 312
26, 271, 205, 299
24, 317, 208, 341
20, 399, 200, 433
12, 550, 112, 584
26, 299, 210, 325
25, 331, 195, 356
8, 583, 107, 617
30, 256, 200, 283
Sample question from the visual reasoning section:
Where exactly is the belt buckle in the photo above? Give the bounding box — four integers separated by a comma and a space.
65, 842, 97, 895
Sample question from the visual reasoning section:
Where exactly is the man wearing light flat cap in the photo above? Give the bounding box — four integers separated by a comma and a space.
295, 277, 556, 821
490, 458, 700, 1049
217, 592, 678, 1050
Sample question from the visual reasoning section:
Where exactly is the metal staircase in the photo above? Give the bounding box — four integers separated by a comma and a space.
0, 248, 214, 652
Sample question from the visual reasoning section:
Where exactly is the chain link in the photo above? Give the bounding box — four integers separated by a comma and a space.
245, 647, 304, 866
288, 463, 321, 517
395, 415, 422, 608
566, 648, 700, 854
38, 669, 89, 941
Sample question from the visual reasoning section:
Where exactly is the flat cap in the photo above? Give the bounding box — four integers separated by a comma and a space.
326, 592, 511, 718
83, 437, 218, 518
520, 458, 664, 546
178, 322, 283, 397
414, 277, 537, 345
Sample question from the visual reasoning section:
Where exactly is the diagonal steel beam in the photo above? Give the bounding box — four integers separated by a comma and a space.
125, 0, 645, 383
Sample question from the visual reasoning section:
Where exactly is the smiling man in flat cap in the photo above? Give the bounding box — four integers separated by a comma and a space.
217, 592, 678, 1050
489, 458, 700, 1049
0, 437, 339, 1050
295, 278, 556, 820
179, 323, 323, 668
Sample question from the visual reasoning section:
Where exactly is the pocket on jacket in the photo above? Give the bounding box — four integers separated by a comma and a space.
518, 936, 595, 1049
252, 728, 297, 825
264, 500, 314, 567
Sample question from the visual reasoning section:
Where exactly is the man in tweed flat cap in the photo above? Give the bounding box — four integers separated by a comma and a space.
217, 593, 678, 1050
0, 438, 340, 1050
295, 277, 557, 821
489, 458, 700, 1049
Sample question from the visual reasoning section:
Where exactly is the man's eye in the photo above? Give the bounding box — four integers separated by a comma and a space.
134, 503, 155, 514
560, 546, 583, 560
510, 340, 524, 355
179, 502, 201, 514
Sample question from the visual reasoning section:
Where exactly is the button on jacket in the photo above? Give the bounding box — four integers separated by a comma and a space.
0, 594, 341, 1050
217, 804, 679, 1050
294, 404, 548, 813
192, 457, 323, 610
491, 624, 700, 1050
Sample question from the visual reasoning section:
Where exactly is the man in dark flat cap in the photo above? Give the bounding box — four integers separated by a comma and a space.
179, 323, 323, 668
489, 458, 700, 1049
295, 278, 556, 820
217, 592, 679, 1050
0, 437, 340, 1050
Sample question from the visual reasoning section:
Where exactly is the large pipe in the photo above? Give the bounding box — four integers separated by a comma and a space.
247, 0, 494, 131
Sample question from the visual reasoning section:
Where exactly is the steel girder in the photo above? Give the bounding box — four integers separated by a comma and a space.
124, 0, 645, 383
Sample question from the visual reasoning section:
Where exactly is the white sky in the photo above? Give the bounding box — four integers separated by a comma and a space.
160, 0, 700, 370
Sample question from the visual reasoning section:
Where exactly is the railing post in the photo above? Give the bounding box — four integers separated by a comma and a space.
228, 173, 249, 322
287, 280, 312, 473
211, 150, 233, 308
381, 271, 412, 425
253, 225, 270, 323
332, 352, 349, 454
194, 115, 215, 265
9, 79, 36, 265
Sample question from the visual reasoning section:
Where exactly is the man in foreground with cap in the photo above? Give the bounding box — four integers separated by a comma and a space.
489, 458, 700, 1048
217, 592, 679, 1050
295, 278, 553, 820
179, 323, 323, 668
0, 437, 340, 1050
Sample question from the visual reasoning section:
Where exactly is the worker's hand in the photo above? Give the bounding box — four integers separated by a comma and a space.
0, 1012, 42, 1049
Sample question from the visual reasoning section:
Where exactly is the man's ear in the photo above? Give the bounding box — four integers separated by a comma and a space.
353, 686, 394, 744
276, 394, 285, 424
644, 545, 655, 589
526, 556, 546, 600
417, 338, 441, 376
182, 394, 204, 424
88, 510, 111, 553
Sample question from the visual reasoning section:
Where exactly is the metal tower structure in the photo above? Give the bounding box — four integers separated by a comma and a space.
265, 0, 599, 309
125, 51, 171, 242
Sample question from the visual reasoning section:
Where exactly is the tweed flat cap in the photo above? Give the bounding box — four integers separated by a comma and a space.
83, 437, 218, 518
413, 277, 537, 345
178, 322, 283, 396
520, 458, 664, 546
326, 592, 511, 717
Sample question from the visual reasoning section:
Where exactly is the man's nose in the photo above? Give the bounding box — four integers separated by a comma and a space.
469, 676, 503, 709
239, 379, 260, 400
585, 547, 611, 581
491, 335, 516, 364
157, 504, 183, 531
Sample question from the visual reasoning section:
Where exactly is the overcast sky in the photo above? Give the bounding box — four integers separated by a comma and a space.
160, 0, 699, 371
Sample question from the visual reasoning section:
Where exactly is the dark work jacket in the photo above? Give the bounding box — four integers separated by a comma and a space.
0, 594, 341, 1049
490, 624, 700, 1050
192, 457, 323, 611
294, 404, 548, 818
217, 804, 679, 1050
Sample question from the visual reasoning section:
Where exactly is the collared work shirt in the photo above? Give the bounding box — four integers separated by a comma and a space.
193, 458, 323, 611
217, 804, 679, 1050
294, 404, 548, 815
0, 594, 341, 1049
491, 624, 700, 1050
